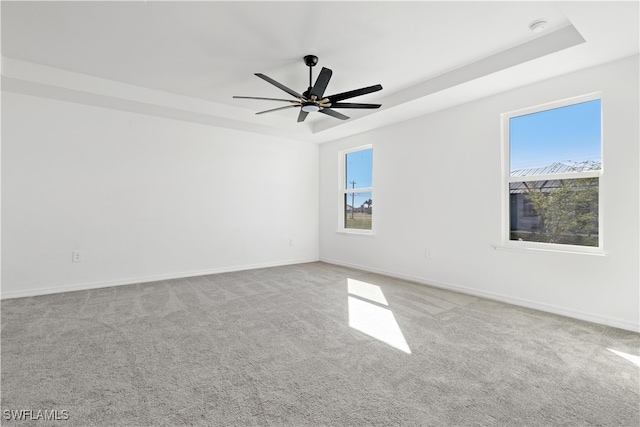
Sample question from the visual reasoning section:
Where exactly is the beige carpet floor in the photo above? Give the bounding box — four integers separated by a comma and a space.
1, 262, 638, 426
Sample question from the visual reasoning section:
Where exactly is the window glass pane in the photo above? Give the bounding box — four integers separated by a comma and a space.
344, 192, 372, 230
509, 178, 598, 247
346, 148, 373, 189
510, 99, 601, 175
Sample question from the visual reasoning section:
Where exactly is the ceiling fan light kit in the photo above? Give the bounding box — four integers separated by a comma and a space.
301, 102, 320, 113
233, 55, 382, 122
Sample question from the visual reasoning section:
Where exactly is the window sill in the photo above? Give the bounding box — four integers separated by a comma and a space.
493, 244, 605, 256
336, 229, 375, 237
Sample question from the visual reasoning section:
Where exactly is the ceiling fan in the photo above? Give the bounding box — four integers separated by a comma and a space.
233, 55, 382, 122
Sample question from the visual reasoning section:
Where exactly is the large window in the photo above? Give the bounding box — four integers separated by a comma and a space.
503, 94, 602, 251
340, 146, 373, 232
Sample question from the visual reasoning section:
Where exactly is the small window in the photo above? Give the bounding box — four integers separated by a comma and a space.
503, 95, 602, 251
339, 146, 373, 232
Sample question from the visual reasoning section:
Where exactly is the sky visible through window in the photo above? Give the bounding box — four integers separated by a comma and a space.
510, 99, 601, 172
345, 148, 373, 208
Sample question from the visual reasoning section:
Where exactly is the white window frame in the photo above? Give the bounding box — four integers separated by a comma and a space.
337, 144, 374, 235
500, 92, 604, 255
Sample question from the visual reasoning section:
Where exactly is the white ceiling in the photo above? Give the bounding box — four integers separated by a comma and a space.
2, 1, 638, 143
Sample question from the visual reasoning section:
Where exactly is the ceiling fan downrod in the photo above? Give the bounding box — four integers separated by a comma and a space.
303, 55, 318, 98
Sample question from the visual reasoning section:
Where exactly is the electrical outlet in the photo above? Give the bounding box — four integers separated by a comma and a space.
424, 248, 432, 259
289, 237, 295, 246
72, 250, 83, 262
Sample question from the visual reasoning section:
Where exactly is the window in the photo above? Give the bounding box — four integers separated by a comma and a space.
503, 94, 602, 251
339, 146, 373, 233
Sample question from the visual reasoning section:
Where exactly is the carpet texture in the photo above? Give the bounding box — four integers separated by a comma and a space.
1, 262, 638, 426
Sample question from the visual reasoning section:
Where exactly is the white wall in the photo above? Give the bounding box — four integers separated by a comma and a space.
319, 55, 639, 332
2, 92, 319, 298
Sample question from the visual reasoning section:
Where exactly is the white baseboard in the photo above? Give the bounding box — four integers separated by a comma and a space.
320, 257, 640, 333
1, 257, 320, 300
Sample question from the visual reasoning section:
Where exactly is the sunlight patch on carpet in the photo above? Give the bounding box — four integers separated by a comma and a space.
348, 278, 389, 306
347, 279, 411, 354
608, 349, 640, 367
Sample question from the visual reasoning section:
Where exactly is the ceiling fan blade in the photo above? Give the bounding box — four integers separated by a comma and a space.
326, 84, 383, 103
255, 73, 305, 99
330, 102, 381, 109
320, 108, 349, 120
233, 96, 300, 103
256, 105, 300, 115
297, 110, 309, 123
310, 67, 332, 99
